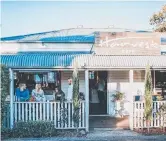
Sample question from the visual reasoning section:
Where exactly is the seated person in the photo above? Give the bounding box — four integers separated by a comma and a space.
15, 83, 30, 102
79, 92, 85, 100
53, 87, 65, 102
32, 84, 46, 102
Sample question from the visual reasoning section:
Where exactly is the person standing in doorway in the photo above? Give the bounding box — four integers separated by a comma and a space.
67, 77, 73, 101
90, 85, 100, 114
97, 77, 105, 105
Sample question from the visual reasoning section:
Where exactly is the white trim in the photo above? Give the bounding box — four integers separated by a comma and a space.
129, 70, 134, 130
153, 70, 156, 93
9, 68, 14, 129
11, 68, 166, 72
85, 70, 89, 132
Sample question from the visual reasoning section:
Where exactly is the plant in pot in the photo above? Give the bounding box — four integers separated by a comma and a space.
112, 91, 124, 102
112, 91, 125, 117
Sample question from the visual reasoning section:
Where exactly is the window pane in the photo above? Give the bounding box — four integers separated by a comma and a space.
133, 70, 145, 82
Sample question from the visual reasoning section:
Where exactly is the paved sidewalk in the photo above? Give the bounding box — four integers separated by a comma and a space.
3, 129, 166, 141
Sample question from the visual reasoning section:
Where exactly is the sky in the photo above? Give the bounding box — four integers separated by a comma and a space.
1, 1, 165, 37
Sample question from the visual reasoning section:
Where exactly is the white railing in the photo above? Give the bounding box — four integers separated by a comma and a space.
133, 101, 166, 128
3, 101, 86, 129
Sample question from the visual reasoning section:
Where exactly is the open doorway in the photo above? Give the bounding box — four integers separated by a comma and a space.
89, 71, 107, 115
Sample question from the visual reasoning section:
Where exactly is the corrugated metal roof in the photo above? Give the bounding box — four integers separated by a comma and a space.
1, 29, 96, 42
0, 52, 88, 68
1, 53, 166, 69
39, 35, 95, 43
74, 55, 166, 69
1, 28, 151, 42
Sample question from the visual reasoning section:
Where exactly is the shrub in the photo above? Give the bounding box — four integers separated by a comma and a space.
2, 121, 57, 138
72, 63, 80, 132
1, 127, 13, 139
1, 65, 9, 127
144, 64, 153, 133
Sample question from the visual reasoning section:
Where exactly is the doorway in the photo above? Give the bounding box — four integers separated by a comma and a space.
89, 71, 107, 115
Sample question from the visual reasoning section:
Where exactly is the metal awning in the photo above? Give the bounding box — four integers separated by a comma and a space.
74, 55, 166, 69
1, 53, 166, 69
0, 52, 88, 68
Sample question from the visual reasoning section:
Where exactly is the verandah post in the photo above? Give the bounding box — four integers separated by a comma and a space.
9, 68, 14, 129
129, 70, 134, 130
85, 69, 89, 132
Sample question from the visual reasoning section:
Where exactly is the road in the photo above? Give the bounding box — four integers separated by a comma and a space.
3, 130, 166, 141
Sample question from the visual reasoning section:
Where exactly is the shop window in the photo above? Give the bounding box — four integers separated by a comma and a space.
133, 70, 145, 82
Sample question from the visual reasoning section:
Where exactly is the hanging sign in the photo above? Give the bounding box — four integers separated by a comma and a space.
89, 71, 94, 79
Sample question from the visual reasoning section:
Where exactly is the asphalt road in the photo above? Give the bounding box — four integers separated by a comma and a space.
3, 136, 166, 141
3, 130, 166, 141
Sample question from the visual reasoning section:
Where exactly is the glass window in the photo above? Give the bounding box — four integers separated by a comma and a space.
133, 70, 145, 82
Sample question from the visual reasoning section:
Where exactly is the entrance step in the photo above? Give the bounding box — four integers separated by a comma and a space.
89, 116, 129, 129
91, 127, 124, 131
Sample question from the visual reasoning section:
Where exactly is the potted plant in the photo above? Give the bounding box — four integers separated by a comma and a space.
112, 91, 124, 102
112, 91, 125, 117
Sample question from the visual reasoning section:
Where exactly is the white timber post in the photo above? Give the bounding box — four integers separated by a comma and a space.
153, 70, 156, 93
129, 70, 134, 130
9, 68, 14, 129
85, 69, 89, 132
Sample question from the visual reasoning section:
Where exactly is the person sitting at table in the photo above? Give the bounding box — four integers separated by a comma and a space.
32, 84, 46, 102
53, 87, 65, 102
15, 83, 30, 102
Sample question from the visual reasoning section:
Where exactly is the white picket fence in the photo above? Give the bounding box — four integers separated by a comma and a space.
133, 101, 166, 128
3, 101, 86, 129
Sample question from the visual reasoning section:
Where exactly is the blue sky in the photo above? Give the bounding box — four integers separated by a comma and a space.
1, 1, 165, 37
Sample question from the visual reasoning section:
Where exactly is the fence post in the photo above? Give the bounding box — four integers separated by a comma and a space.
130, 100, 134, 130
129, 70, 134, 130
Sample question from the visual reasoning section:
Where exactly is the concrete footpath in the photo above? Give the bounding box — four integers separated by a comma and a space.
3, 129, 166, 141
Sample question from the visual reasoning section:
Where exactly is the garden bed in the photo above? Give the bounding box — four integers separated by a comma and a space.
134, 127, 166, 135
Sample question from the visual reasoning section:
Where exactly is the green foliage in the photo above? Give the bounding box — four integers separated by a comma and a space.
72, 63, 80, 130
150, 5, 166, 32
156, 95, 164, 101
2, 121, 57, 138
112, 91, 124, 101
1, 127, 13, 138
144, 64, 153, 121
1, 65, 9, 127
157, 103, 166, 129
58, 103, 68, 128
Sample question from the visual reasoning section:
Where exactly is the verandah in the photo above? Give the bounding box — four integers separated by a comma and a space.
6, 68, 89, 131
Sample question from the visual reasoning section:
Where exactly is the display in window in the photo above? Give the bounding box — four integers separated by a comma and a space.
35, 74, 41, 83
48, 72, 56, 83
